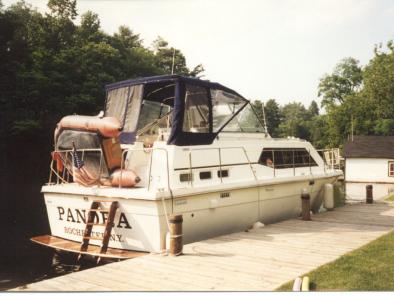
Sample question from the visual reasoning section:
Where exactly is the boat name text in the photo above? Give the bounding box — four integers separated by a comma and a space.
57, 206, 132, 229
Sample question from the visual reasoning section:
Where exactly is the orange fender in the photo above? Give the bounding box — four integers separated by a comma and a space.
55, 115, 122, 140
109, 169, 141, 187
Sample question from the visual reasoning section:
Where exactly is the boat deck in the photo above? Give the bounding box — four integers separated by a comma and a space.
12, 202, 394, 291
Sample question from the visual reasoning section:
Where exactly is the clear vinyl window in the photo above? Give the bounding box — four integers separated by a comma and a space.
211, 89, 247, 132
183, 85, 210, 133
222, 103, 265, 133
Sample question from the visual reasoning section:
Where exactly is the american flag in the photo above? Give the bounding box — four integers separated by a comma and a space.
72, 142, 99, 186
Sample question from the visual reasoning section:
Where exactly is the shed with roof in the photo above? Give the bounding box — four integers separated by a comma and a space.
344, 136, 394, 198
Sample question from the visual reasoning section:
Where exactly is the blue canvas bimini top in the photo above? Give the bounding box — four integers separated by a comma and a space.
104, 75, 249, 146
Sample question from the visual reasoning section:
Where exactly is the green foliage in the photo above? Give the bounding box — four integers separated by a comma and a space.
385, 194, 394, 202
318, 42, 394, 147
78, 11, 101, 42
308, 100, 319, 116
363, 45, 394, 119
263, 99, 282, 137
318, 57, 362, 107
277, 102, 311, 139
47, 0, 77, 20
0, 1, 203, 138
252, 99, 328, 148
308, 115, 330, 148
374, 119, 394, 135
152, 36, 203, 77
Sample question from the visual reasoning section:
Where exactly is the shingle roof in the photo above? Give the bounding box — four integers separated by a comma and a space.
344, 136, 394, 158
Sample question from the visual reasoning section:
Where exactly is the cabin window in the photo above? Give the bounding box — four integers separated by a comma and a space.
180, 173, 193, 182
199, 171, 212, 180
258, 148, 318, 169
217, 169, 229, 178
389, 162, 394, 177
183, 85, 210, 133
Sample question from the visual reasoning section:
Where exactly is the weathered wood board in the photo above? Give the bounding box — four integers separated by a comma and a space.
31, 235, 147, 259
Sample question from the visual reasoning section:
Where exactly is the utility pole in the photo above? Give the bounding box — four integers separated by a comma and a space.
171, 48, 176, 74
351, 114, 354, 142
262, 102, 269, 135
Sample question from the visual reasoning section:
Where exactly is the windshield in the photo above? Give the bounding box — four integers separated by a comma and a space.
136, 100, 172, 142
222, 103, 266, 133
211, 89, 248, 132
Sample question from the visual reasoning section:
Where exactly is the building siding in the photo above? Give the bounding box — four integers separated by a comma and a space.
345, 158, 394, 183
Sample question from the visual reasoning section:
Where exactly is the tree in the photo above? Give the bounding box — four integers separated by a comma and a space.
374, 119, 394, 136
308, 100, 319, 117
152, 36, 204, 76
277, 102, 310, 139
78, 11, 101, 42
112, 25, 141, 51
308, 115, 330, 148
318, 57, 362, 107
362, 43, 394, 119
263, 99, 281, 137
47, 0, 77, 20
320, 41, 394, 147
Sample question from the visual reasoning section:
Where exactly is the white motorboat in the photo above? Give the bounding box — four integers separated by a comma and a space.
33, 75, 342, 258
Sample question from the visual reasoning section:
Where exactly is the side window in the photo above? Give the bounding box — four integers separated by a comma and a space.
180, 173, 193, 182
389, 161, 394, 177
258, 148, 317, 168
294, 148, 316, 167
259, 150, 274, 167
199, 171, 212, 180
183, 85, 210, 133
217, 169, 229, 178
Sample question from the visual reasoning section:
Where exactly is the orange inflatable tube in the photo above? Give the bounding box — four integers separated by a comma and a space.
55, 115, 122, 140
109, 169, 141, 187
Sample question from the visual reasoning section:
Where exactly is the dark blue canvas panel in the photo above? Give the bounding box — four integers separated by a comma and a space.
119, 132, 136, 144
167, 81, 185, 145
169, 132, 217, 146
105, 75, 246, 100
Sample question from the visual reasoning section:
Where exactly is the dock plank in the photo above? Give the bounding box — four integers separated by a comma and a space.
12, 202, 394, 291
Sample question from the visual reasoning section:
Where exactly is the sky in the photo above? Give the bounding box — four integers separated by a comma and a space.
3, 0, 394, 106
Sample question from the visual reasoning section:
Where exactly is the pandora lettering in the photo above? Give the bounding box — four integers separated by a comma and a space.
57, 206, 132, 229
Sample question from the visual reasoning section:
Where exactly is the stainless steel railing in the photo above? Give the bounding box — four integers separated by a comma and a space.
317, 148, 342, 171
47, 147, 171, 191
187, 147, 258, 187
47, 145, 337, 189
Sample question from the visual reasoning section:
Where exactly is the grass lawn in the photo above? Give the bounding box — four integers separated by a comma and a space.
276, 230, 394, 291
385, 194, 394, 202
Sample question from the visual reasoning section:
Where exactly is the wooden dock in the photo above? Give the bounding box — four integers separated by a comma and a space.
12, 202, 394, 291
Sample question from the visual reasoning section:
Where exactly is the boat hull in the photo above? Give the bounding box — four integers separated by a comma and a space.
43, 175, 338, 252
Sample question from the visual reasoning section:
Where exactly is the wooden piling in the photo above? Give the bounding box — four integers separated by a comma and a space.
169, 214, 183, 256
301, 191, 311, 221
366, 185, 373, 204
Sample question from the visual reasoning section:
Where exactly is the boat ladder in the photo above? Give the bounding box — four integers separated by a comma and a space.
78, 200, 119, 263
